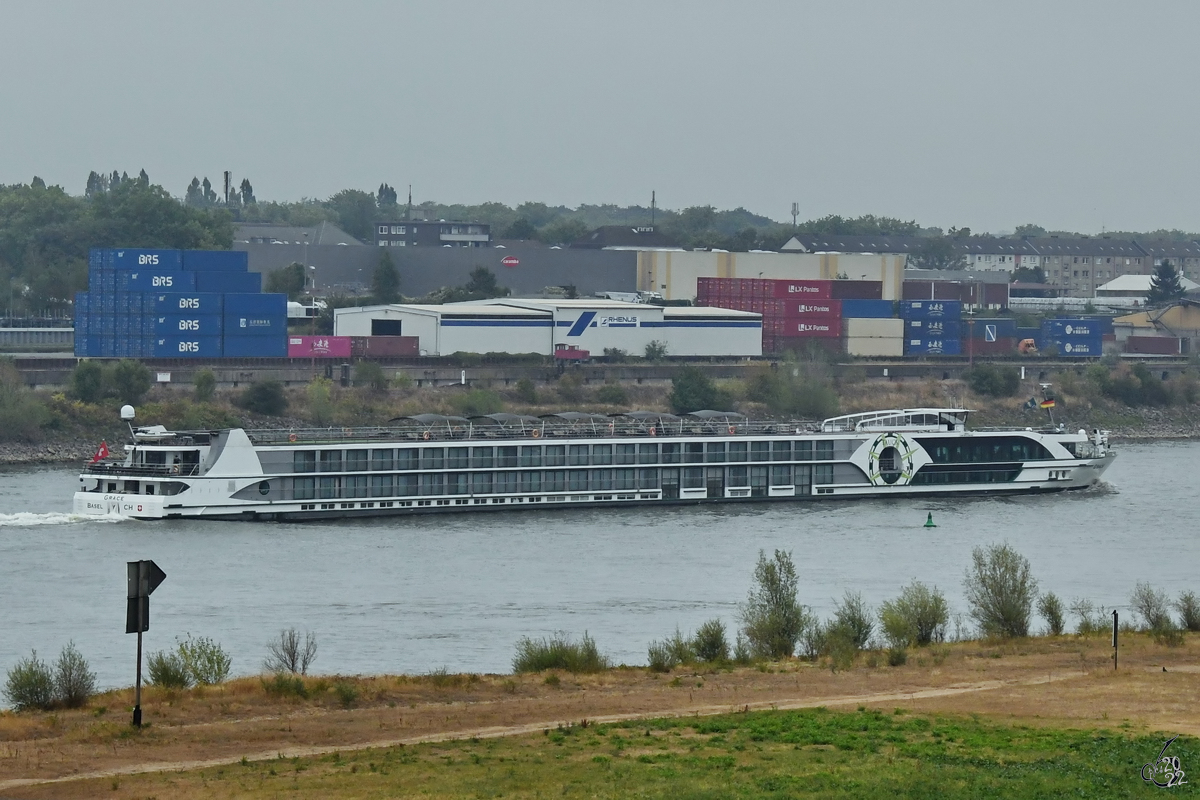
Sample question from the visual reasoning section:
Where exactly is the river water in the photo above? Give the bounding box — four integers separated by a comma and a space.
0, 441, 1194, 691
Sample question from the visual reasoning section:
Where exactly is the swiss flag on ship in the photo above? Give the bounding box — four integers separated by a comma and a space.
91, 440, 109, 463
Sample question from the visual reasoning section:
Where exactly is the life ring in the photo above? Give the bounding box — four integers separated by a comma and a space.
288, 433, 297, 443
648, 426, 657, 437
531, 428, 541, 438
342, 427, 352, 436
422, 431, 431, 441
727, 425, 736, 435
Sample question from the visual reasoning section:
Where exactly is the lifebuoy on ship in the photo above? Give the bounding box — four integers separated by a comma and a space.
867, 432, 917, 486
727, 425, 736, 435
422, 431, 431, 441
288, 433, 297, 443
648, 426, 657, 437
531, 428, 541, 438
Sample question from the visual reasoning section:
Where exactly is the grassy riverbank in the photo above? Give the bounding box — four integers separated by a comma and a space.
3, 633, 1197, 798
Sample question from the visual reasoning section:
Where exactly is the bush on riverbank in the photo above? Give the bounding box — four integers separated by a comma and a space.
513, 632, 609, 674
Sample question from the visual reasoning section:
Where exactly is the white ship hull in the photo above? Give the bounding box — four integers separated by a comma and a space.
73, 408, 1115, 522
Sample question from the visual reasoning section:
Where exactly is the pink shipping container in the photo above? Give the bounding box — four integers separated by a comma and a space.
768, 279, 833, 299
288, 335, 353, 358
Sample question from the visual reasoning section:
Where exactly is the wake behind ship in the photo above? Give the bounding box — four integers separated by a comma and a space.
75, 407, 1114, 521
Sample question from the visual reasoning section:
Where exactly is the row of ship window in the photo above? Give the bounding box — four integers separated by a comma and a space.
290, 441, 838, 473
288, 465, 835, 500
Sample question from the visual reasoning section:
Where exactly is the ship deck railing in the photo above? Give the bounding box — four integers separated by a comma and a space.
82, 462, 201, 478
243, 420, 825, 446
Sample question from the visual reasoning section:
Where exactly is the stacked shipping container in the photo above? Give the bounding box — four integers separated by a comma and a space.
74, 248, 286, 358
901, 300, 962, 355
696, 278, 900, 355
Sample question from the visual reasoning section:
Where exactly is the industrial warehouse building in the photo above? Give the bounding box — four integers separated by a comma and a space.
333, 299, 762, 357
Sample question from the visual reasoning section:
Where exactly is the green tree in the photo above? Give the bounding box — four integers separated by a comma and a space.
740, 549, 810, 659
110, 359, 152, 404
239, 178, 255, 205
69, 361, 106, 403
354, 360, 388, 392
537, 218, 590, 245
879, 582, 948, 647
371, 249, 401, 303
501, 218, 537, 239
237, 381, 288, 416
306, 377, 334, 425
323, 189, 379, 242
908, 235, 965, 270
1013, 223, 1046, 237
668, 366, 725, 413
193, 368, 216, 402
1147, 259, 1185, 305
1010, 265, 1045, 283
266, 262, 308, 300
963, 543, 1037, 638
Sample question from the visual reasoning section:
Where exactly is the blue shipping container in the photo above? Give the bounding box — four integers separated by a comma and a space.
223, 313, 287, 336
195, 271, 261, 293
152, 292, 224, 315
840, 299, 894, 319
1045, 336, 1102, 357
101, 272, 116, 295
223, 335, 288, 358
1067, 316, 1115, 336
900, 300, 962, 319
83, 335, 103, 357
73, 335, 86, 357
905, 319, 961, 338
87, 265, 105, 291
223, 293, 288, 336
116, 269, 195, 293
151, 336, 223, 358
75, 292, 89, 314
105, 248, 183, 271
100, 316, 116, 336
904, 337, 962, 355
969, 318, 1018, 340
100, 337, 117, 358
88, 248, 105, 268
1043, 319, 1101, 338
223, 293, 287, 315
153, 314, 223, 336
182, 250, 248, 272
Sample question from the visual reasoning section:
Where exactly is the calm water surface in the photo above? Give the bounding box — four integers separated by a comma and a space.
0, 441, 1194, 690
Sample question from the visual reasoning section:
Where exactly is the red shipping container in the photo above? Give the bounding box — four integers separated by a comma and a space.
902, 281, 935, 300
965, 337, 1016, 356
289, 335, 352, 358
768, 279, 833, 299
773, 316, 841, 338
351, 336, 419, 357
776, 299, 842, 318
769, 336, 841, 355
1126, 336, 1180, 355
934, 282, 967, 301
830, 280, 883, 300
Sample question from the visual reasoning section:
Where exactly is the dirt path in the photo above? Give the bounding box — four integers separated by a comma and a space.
0, 671, 1085, 792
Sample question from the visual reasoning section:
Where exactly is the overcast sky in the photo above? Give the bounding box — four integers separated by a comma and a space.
4, 1, 1199, 233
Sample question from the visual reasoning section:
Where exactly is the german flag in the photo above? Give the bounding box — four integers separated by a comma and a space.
1039, 398, 1056, 409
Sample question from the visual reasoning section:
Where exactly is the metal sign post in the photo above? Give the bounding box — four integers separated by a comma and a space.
1112, 610, 1118, 671
126, 560, 166, 727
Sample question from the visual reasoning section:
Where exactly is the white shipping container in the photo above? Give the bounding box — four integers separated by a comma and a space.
843, 317, 903, 338
845, 336, 903, 357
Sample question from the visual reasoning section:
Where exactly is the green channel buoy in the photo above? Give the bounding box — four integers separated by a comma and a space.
924, 512, 937, 528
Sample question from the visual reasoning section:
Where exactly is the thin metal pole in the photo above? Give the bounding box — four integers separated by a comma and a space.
133, 627, 143, 727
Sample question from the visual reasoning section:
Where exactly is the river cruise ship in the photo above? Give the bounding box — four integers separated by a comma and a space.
74, 408, 1114, 521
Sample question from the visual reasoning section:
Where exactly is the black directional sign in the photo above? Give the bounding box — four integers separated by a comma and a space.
125, 560, 167, 634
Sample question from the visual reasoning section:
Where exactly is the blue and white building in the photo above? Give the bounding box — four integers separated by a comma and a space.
333, 299, 762, 357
